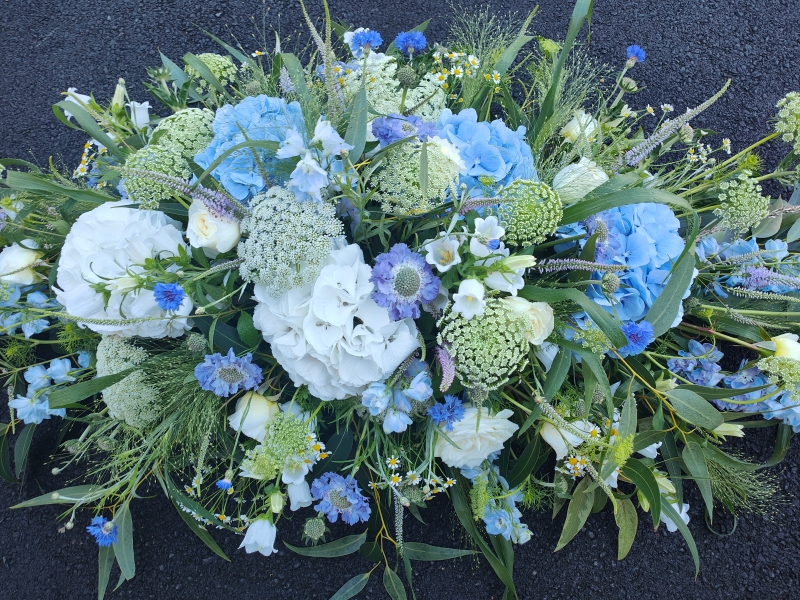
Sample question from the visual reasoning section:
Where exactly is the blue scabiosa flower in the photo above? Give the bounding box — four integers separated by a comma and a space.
427, 395, 465, 431
618, 320, 655, 356
352, 29, 383, 54
370, 243, 441, 320
311, 473, 371, 525
153, 283, 186, 311
86, 516, 118, 547
394, 31, 427, 56
195, 348, 264, 397
626, 45, 646, 64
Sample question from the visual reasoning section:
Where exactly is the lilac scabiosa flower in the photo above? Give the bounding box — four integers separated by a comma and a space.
371, 243, 441, 320
427, 395, 465, 431
352, 30, 383, 54
87, 516, 118, 547
195, 348, 263, 397
626, 45, 646, 64
618, 320, 655, 356
394, 31, 427, 56
311, 473, 371, 525
153, 283, 185, 311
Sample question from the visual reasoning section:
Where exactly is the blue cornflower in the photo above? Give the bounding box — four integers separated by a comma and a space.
352, 30, 383, 54
195, 348, 264, 397
618, 320, 655, 356
626, 45, 646, 64
394, 31, 427, 56
86, 516, 118, 547
370, 244, 441, 320
428, 395, 465, 432
216, 478, 233, 491
153, 283, 186, 311
311, 473, 371, 525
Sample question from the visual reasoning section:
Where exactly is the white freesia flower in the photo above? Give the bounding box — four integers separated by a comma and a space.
423, 233, 462, 273
451, 279, 486, 319
289, 152, 328, 201
712, 423, 745, 439
253, 243, 419, 400
228, 392, 280, 442
434, 406, 518, 469
239, 518, 278, 556
63, 87, 91, 120
552, 157, 609, 204
773, 333, 800, 360
186, 199, 241, 258
637, 441, 662, 459
469, 216, 505, 258
0, 240, 42, 285
127, 101, 151, 129
287, 481, 313, 511
540, 420, 591, 460
660, 502, 690, 533
501, 297, 555, 345
559, 110, 598, 144
54, 201, 193, 338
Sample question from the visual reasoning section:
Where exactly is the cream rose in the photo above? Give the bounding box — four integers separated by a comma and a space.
552, 157, 609, 204
0, 240, 42, 285
186, 199, 241, 257
227, 392, 280, 442
773, 333, 800, 360
434, 406, 518, 469
501, 297, 555, 345
559, 110, 599, 144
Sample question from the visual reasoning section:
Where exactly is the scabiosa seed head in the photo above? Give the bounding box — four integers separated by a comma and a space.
679, 124, 695, 144
244, 80, 263, 96
493, 180, 563, 247
185, 332, 208, 354
371, 244, 441, 320
601, 272, 620, 293
396, 65, 417, 89
303, 516, 328, 544
713, 173, 769, 233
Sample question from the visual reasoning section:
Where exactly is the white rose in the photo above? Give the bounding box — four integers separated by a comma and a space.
187, 200, 241, 258
540, 420, 591, 460
434, 406, 518, 469
552, 157, 609, 204
559, 110, 598, 144
773, 333, 800, 360
501, 297, 554, 345
0, 240, 42, 285
239, 518, 278, 556
227, 392, 280, 442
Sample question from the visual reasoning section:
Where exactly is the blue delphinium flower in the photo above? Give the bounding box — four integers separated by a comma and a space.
427, 395, 465, 431
394, 31, 427, 56
383, 404, 413, 434
20, 318, 49, 339
195, 348, 264, 397
47, 358, 76, 384
24, 365, 51, 392
763, 391, 800, 432
403, 371, 433, 402
713, 360, 773, 411
362, 382, 393, 416
153, 283, 186, 311
370, 243, 441, 320
371, 114, 436, 146
352, 29, 383, 54
86, 516, 118, 547
311, 473, 371, 525
626, 45, 646, 64
618, 321, 655, 357
484, 506, 513, 537
77, 351, 92, 369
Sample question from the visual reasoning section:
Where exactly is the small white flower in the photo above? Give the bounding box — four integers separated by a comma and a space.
660, 502, 690, 533
452, 279, 486, 319
712, 423, 745, 439
423, 233, 461, 272
228, 392, 280, 442
540, 420, 591, 460
660, 103, 674, 113
637, 441, 662, 459
276, 128, 307, 159
552, 157, 609, 205
63, 88, 91, 120
469, 216, 505, 258
559, 110, 598, 143
287, 481, 312, 511
311, 117, 353, 157
239, 518, 278, 556
127, 101, 151, 129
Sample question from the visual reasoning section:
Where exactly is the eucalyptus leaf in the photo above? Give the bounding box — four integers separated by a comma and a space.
555, 476, 594, 551
621, 458, 661, 529
383, 566, 408, 600
661, 499, 700, 576
403, 542, 475, 561
665, 389, 724, 429
329, 572, 371, 600
285, 532, 366, 557
682, 442, 714, 520
113, 502, 135, 581
614, 498, 638, 560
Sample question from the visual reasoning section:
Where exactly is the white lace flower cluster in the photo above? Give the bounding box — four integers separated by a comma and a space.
54, 201, 193, 338
252, 242, 419, 400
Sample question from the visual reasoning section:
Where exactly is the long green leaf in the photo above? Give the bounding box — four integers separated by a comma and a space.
193, 139, 280, 187
542, 346, 571, 401
621, 458, 661, 529
555, 476, 594, 551
558, 339, 612, 401
4, 170, 112, 205
507, 436, 544, 489
645, 245, 697, 337
97, 545, 115, 600
383, 566, 408, 600
53, 101, 125, 160
285, 532, 367, 557
113, 502, 135, 581
166, 490, 229, 562
614, 498, 638, 560
236, 312, 261, 348
665, 389, 724, 430
682, 441, 713, 520
0, 426, 14, 483
403, 542, 475, 561
661, 500, 700, 576
560, 188, 692, 225
280, 52, 311, 105
329, 572, 371, 600
344, 85, 368, 160
632, 429, 666, 452
13, 423, 35, 478
12, 484, 104, 508
48, 369, 134, 409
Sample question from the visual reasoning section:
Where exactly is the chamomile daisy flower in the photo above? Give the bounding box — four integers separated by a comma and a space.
387, 455, 401, 470
646, 105, 655, 115
405, 471, 420, 485
389, 473, 402, 486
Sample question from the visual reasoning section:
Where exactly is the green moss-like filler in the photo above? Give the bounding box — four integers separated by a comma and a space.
122, 144, 190, 209
494, 180, 563, 247
151, 108, 215, 158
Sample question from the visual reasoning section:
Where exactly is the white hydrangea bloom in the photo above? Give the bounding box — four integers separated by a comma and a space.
252, 242, 419, 400
54, 201, 193, 338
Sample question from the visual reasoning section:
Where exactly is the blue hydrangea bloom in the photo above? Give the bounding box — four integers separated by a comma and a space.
618, 321, 655, 357
24, 365, 51, 392
47, 358, 76, 384
627, 45, 646, 63
428, 395, 465, 431
436, 108, 536, 193
394, 31, 427, 55
371, 114, 436, 146
311, 473, 371, 525
153, 283, 186, 311
77, 351, 92, 369
86, 516, 118, 547
713, 360, 773, 412
370, 244, 441, 320
351, 29, 383, 54
194, 96, 306, 201
667, 340, 725, 387
763, 392, 800, 432
194, 348, 264, 397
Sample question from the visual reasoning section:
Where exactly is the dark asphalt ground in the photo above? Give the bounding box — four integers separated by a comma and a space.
2, 1, 800, 598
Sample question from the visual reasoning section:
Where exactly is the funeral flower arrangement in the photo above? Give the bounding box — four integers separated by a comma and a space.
2, 1, 800, 597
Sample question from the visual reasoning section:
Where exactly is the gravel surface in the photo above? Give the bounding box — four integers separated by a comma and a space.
2, 1, 800, 598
